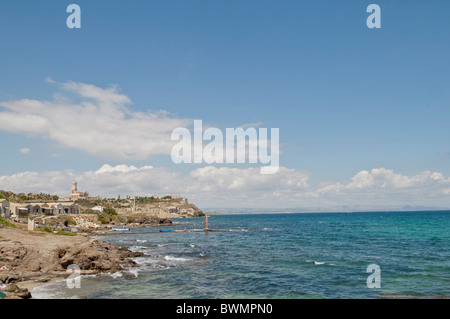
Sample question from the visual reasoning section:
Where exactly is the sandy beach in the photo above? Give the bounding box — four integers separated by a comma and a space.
0, 225, 143, 299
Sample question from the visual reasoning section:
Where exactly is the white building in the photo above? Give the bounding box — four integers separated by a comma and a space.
25, 204, 41, 215
9, 202, 80, 219
0, 199, 10, 218
49, 203, 64, 215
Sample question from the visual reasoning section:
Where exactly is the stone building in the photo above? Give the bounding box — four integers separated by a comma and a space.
0, 199, 10, 218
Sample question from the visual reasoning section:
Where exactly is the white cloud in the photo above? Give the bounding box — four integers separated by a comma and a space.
19, 148, 31, 155
0, 81, 191, 161
44, 77, 56, 84
0, 164, 309, 208
346, 168, 430, 189
316, 168, 450, 206
1, 165, 449, 209
94, 164, 153, 174
0, 81, 281, 167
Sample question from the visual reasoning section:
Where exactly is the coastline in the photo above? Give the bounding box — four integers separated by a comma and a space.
0, 225, 144, 299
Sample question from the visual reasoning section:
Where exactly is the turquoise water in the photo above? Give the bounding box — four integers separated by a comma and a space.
33, 211, 450, 299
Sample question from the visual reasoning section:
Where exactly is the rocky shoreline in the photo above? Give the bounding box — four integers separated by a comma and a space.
0, 225, 147, 299
32, 214, 173, 235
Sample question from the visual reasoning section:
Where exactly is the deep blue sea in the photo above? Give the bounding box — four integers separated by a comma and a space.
32, 211, 450, 299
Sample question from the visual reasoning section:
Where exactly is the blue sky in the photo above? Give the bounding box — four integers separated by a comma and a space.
1, 1, 450, 209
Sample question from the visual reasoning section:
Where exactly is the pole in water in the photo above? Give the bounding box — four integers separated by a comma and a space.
204, 215, 210, 231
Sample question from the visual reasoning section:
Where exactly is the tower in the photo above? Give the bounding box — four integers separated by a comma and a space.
71, 181, 78, 194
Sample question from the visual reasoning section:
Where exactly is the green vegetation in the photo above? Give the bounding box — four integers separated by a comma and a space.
42, 226, 75, 236
96, 211, 130, 225
97, 215, 110, 224
136, 197, 159, 204
0, 190, 60, 203
43, 226, 52, 232
55, 230, 77, 236
75, 198, 104, 208
0, 217, 16, 228
103, 207, 117, 215
82, 208, 97, 214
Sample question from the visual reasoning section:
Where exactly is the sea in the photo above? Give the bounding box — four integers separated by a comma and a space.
31, 211, 450, 299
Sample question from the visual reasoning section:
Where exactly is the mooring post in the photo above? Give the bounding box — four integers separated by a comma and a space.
204, 215, 209, 231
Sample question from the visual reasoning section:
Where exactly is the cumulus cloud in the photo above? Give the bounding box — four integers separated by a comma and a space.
0, 81, 280, 166
0, 81, 191, 160
317, 168, 450, 206
1, 165, 449, 209
321, 168, 450, 192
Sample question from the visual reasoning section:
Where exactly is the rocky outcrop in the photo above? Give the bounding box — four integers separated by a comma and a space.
176, 203, 205, 218
72, 215, 101, 229
124, 203, 205, 219
35, 214, 173, 232
57, 239, 142, 272
0, 227, 143, 299
0, 243, 44, 272
1, 283, 31, 299
131, 215, 173, 225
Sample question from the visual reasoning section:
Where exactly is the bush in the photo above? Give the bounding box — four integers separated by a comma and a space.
0, 217, 16, 228
43, 226, 52, 232
103, 207, 117, 215
136, 197, 159, 204
97, 215, 110, 224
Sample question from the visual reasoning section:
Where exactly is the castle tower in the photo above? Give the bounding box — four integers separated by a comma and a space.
71, 181, 78, 194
